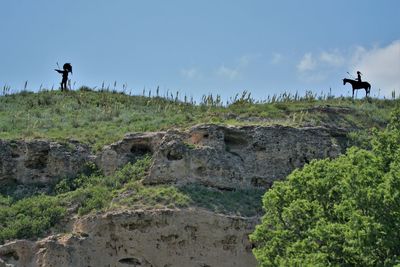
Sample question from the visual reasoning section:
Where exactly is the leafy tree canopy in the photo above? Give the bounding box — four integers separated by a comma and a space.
251, 108, 400, 267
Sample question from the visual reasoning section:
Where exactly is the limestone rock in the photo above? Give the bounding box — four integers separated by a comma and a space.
145, 124, 346, 189
96, 132, 164, 176
0, 140, 92, 186
0, 209, 258, 267
1, 124, 347, 191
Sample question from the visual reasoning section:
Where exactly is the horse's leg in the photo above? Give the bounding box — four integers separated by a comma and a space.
352, 89, 354, 99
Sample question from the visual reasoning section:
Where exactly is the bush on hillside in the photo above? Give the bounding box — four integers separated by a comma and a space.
250, 108, 400, 266
0, 156, 153, 244
0, 195, 66, 244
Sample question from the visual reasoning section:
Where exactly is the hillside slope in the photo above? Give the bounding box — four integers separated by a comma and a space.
0, 89, 398, 266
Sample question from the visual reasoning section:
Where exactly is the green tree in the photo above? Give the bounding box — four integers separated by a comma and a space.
250, 108, 400, 266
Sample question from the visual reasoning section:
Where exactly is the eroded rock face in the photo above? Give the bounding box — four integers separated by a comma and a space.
145, 124, 346, 189
96, 132, 165, 176
0, 209, 258, 267
0, 124, 347, 190
0, 140, 92, 186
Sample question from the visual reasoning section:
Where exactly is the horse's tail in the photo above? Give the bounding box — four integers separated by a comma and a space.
367, 83, 371, 95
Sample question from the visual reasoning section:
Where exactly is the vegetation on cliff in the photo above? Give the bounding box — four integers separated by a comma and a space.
0, 154, 263, 244
0, 88, 397, 150
250, 109, 400, 266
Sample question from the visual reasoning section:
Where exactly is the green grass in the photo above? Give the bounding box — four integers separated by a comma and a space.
0, 88, 398, 150
114, 182, 191, 210
179, 184, 265, 217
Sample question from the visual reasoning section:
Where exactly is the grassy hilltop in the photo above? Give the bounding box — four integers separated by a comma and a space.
0, 87, 397, 150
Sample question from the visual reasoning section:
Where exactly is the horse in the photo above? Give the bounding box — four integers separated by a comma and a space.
343, 78, 371, 99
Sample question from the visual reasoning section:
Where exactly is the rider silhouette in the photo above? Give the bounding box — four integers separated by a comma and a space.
356, 71, 362, 83
55, 63, 72, 91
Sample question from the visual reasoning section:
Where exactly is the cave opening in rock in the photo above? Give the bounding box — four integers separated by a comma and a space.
118, 257, 142, 266
129, 144, 153, 163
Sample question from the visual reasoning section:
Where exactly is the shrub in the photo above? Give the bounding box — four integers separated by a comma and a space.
55, 156, 153, 215
112, 155, 152, 186
0, 195, 66, 244
68, 186, 113, 216
55, 155, 151, 195
117, 183, 191, 209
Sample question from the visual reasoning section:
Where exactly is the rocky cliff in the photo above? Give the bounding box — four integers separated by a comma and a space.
0, 124, 348, 267
1, 124, 346, 190
0, 209, 257, 267
0, 140, 92, 187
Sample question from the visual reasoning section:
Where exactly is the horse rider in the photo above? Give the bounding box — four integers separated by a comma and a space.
356, 71, 362, 83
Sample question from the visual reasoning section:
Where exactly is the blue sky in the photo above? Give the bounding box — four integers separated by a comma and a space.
1, 0, 399, 100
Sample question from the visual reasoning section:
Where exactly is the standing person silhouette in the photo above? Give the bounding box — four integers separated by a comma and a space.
55, 63, 72, 91
356, 71, 362, 83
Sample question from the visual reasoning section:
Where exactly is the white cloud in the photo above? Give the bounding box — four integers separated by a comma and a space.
298, 50, 344, 73
180, 67, 202, 79
297, 51, 346, 83
215, 54, 258, 80
294, 41, 400, 91
297, 53, 317, 72
352, 40, 400, 95
350, 46, 367, 65
238, 54, 261, 67
319, 51, 345, 67
216, 65, 240, 80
